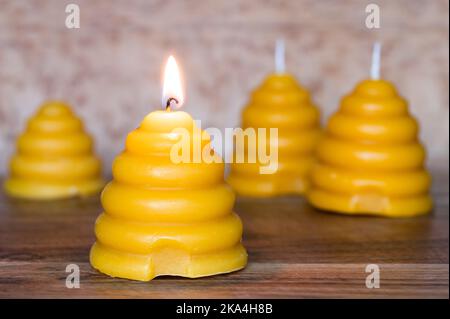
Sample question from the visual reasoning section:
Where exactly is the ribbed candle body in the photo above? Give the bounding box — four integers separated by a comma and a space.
308, 80, 432, 217
228, 74, 321, 197
4, 101, 103, 200
90, 110, 247, 281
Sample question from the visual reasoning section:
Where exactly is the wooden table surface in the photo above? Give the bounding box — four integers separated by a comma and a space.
0, 170, 448, 299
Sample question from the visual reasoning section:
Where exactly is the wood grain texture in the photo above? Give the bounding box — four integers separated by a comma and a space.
0, 169, 448, 298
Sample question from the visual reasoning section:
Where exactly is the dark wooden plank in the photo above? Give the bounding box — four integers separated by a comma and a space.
0, 169, 448, 298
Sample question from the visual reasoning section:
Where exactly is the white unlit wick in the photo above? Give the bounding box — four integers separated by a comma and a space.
275, 39, 286, 74
370, 42, 382, 80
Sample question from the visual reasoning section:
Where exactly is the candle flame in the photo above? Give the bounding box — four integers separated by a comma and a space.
162, 55, 184, 109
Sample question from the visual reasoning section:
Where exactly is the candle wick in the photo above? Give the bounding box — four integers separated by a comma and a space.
370, 42, 382, 80
275, 38, 286, 74
166, 97, 179, 110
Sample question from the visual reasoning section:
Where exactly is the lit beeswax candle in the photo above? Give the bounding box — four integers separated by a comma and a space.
4, 101, 104, 200
228, 40, 321, 196
90, 56, 247, 281
307, 43, 432, 217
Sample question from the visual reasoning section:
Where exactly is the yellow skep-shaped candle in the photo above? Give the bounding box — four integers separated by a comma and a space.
307, 43, 432, 217
4, 101, 104, 200
90, 110, 247, 281
228, 40, 321, 197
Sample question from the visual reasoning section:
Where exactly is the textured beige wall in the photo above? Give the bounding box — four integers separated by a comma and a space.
0, 0, 448, 174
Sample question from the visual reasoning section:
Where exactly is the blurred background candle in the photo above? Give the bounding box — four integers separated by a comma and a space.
90, 56, 247, 281
307, 43, 433, 217
228, 40, 321, 197
4, 101, 104, 200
